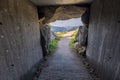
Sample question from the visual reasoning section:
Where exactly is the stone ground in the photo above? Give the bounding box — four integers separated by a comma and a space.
38, 36, 93, 80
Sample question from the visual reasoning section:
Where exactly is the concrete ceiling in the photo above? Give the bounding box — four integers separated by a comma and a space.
30, 0, 93, 6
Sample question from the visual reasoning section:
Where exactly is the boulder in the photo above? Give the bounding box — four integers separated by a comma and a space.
75, 26, 88, 47
74, 42, 86, 56
38, 6, 86, 24
74, 42, 80, 50
40, 25, 50, 57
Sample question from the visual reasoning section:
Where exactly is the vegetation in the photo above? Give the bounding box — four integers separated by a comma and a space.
49, 29, 78, 53
70, 29, 78, 49
49, 37, 61, 53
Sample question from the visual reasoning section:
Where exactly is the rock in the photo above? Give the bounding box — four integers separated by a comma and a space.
74, 42, 86, 55
48, 6, 86, 23
75, 26, 87, 56
75, 9, 89, 48
75, 26, 88, 47
40, 24, 50, 57
81, 9, 90, 26
74, 42, 80, 50
78, 46, 86, 54
38, 6, 86, 23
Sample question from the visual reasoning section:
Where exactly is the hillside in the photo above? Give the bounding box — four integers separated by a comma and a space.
50, 26, 79, 32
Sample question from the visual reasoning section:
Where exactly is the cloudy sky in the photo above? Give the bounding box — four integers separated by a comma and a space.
49, 17, 83, 27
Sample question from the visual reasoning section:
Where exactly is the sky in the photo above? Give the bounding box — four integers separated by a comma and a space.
49, 17, 83, 27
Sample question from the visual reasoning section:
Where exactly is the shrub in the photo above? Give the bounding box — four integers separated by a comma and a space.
49, 37, 61, 53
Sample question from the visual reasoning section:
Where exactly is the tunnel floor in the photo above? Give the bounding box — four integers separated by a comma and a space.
38, 37, 93, 80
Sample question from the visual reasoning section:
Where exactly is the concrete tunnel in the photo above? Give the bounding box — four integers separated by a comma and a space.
0, 0, 120, 80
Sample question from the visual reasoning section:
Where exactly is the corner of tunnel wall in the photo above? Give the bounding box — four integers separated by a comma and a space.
0, 0, 43, 80
86, 0, 120, 80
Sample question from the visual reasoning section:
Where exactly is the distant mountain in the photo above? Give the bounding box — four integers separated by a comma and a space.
50, 26, 79, 32
50, 26, 67, 32
65, 26, 79, 31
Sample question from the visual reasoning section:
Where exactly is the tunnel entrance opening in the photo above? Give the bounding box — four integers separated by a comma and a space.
48, 17, 83, 53
37, 5, 90, 59
31, 5, 95, 80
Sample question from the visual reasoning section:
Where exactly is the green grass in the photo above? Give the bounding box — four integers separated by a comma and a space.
49, 37, 61, 53
70, 29, 78, 49
70, 36, 75, 49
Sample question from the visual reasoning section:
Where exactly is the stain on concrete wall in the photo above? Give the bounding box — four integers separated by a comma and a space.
86, 0, 120, 80
0, 0, 43, 80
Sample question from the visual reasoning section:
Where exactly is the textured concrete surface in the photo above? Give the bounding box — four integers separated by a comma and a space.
86, 0, 120, 80
0, 0, 43, 80
31, 0, 93, 6
38, 37, 92, 80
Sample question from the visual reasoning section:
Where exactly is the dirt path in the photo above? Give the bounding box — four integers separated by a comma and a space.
38, 37, 93, 80
62, 30, 76, 37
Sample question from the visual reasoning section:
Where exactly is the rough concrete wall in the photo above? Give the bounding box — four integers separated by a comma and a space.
0, 0, 43, 80
86, 0, 120, 80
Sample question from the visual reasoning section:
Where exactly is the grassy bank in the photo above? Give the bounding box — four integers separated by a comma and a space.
49, 37, 61, 53
70, 29, 78, 49
70, 36, 75, 49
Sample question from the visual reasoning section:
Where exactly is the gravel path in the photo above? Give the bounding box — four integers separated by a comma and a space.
38, 37, 93, 80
